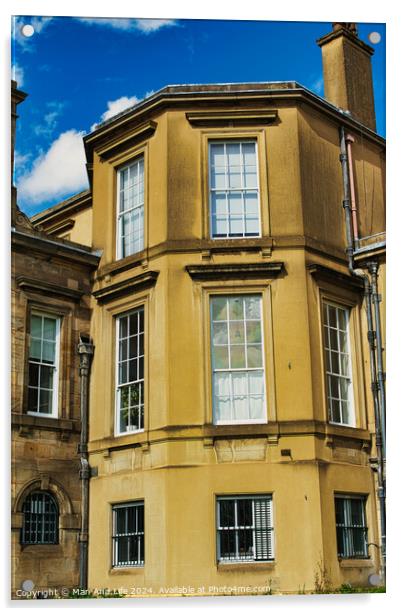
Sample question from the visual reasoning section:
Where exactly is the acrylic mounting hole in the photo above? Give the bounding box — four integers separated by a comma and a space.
21, 24, 35, 37
368, 32, 381, 44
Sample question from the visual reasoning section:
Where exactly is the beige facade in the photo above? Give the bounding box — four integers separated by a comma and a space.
12, 23, 386, 597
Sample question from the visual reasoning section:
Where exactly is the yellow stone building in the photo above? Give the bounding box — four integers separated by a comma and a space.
13, 23, 385, 596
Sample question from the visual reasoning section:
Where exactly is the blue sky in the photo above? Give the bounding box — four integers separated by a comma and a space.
11, 17, 386, 216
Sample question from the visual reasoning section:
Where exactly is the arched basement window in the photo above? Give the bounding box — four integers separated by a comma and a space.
21, 491, 59, 545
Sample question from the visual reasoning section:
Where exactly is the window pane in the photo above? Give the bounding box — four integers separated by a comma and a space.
42, 341, 56, 364
246, 321, 261, 343
40, 365, 54, 390
28, 387, 38, 412
212, 322, 228, 345
213, 346, 229, 369
228, 297, 244, 320
237, 498, 253, 526
211, 297, 227, 321
30, 315, 42, 338
247, 345, 263, 368
230, 346, 246, 369
30, 338, 41, 360
115, 508, 126, 534
244, 191, 258, 215
244, 296, 260, 320
228, 193, 242, 215
43, 318, 56, 341
39, 389, 52, 414
229, 321, 245, 344
211, 192, 226, 216
210, 143, 225, 166
219, 499, 235, 527
28, 363, 39, 387
242, 142, 256, 165
229, 216, 243, 236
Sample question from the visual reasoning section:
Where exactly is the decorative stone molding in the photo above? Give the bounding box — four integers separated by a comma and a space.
16, 275, 84, 301
186, 109, 278, 127
93, 270, 159, 304
307, 263, 364, 291
186, 262, 284, 281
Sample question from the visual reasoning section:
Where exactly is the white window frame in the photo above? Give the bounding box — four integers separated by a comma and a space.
335, 495, 368, 559
323, 300, 356, 427
115, 307, 145, 436
210, 294, 267, 425
112, 501, 145, 568
116, 156, 145, 260
208, 140, 262, 239
27, 312, 60, 419
216, 495, 274, 563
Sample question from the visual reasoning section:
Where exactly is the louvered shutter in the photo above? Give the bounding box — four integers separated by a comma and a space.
254, 498, 274, 560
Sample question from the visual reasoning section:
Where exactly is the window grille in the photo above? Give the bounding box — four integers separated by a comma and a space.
116, 307, 144, 434
112, 502, 144, 567
335, 496, 368, 558
217, 495, 274, 562
21, 492, 58, 545
117, 156, 144, 258
210, 295, 266, 423
209, 141, 261, 238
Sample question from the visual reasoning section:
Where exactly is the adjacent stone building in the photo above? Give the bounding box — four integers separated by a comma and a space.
11, 82, 100, 595
12, 22, 385, 596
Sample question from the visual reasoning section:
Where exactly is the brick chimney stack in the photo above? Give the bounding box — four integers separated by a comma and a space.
317, 23, 376, 131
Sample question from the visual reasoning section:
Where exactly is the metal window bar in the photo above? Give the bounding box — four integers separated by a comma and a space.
217, 496, 274, 562
112, 503, 144, 567
336, 497, 368, 558
209, 141, 261, 239
117, 308, 145, 433
21, 492, 58, 545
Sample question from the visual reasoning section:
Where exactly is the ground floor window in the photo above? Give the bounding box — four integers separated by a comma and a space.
335, 495, 368, 558
216, 495, 274, 562
21, 491, 58, 544
112, 501, 144, 567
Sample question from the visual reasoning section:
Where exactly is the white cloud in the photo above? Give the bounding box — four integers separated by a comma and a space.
12, 63, 24, 87
135, 19, 177, 33
91, 95, 140, 131
76, 17, 177, 33
18, 130, 88, 205
33, 101, 66, 138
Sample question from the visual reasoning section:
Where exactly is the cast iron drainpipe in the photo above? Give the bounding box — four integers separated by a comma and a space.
345, 133, 360, 246
339, 126, 386, 579
78, 335, 94, 590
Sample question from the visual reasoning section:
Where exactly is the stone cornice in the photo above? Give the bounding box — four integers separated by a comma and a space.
92, 270, 159, 303
16, 275, 85, 301
186, 109, 278, 127
307, 263, 364, 291
11, 228, 101, 268
186, 262, 284, 281
96, 120, 157, 161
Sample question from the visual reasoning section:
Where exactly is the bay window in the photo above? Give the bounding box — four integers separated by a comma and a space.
117, 156, 144, 259
323, 301, 355, 426
116, 307, 144, 434
209, 141, 261, 238
210, 294, 266, 424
